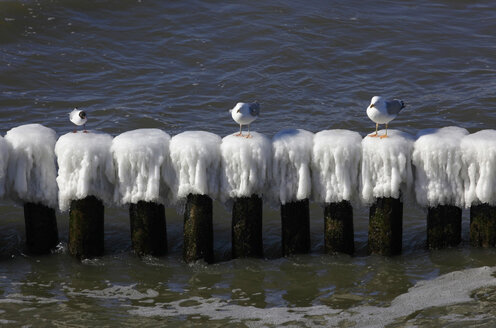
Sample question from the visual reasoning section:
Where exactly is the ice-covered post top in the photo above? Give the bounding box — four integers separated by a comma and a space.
312, 129, 362, 204
0, 136, 10, 199
169, 131, 222, 199
55, 132, 115, 211
412, 126, 468, 207
271, 128, 314, 205
461, 130, 496, 207
5, 124, 58, 208
111, 128, 173, 205
220, 131, 271, 202
361, 129, 414, 204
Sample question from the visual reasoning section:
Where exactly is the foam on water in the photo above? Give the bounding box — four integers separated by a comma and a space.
55, 131, 115, 211
271, 129, 314, 205
412, 126, 469, 207
360, 130, 414, 204
4, 124, 58, 208
220, 132, 272, 202
169, 131, 222, 200
461, 130, 496, 206
111, 128, 174, 205
311, 129, 362, 204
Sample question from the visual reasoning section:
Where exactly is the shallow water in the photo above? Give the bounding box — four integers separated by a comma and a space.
1, 0, 496, 326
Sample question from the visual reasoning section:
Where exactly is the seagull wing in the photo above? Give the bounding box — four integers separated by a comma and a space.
385, 100, 405, 115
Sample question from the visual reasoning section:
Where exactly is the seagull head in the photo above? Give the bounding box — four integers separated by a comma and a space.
369, 96, 385, 110
232, 102, 245, 113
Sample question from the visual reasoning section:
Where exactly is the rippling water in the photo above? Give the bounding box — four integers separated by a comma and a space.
1, 0, 496, 326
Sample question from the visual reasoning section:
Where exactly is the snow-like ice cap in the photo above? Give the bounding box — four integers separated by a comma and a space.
220, 132, 272, 202
55, 132, 115, 211
0, 136, 10, 199
412, 126, 468, 207
169, 131, 222, 199
312, 130, 362, 203
271, 129, 314, 205
461, 130, 496, 206
4, 124, 58, 208
361, 129, 414, 204
111, 129, 173, 205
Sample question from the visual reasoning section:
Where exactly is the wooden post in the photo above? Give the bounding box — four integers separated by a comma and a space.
470, 203, 496, 247
129, 201, 167, 256
368, 197, 403, 256
232, 194, 263, 259
183, 193, 214, 263
324, 200, 354, 255
427, 204, 462, 249
24, 202, 59, 254
281, 198, 310, 256
69, 196, 104, 259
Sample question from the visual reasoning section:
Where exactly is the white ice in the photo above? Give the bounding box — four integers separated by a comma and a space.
412, 126, 469, 207
361, 129, 414, 204
220, 132, 272, 201
312, 129, 362, 204
271, 129, 314, 205
111, 129, 173, 205
0, 136, 10, 199
461, 130, 496, 206
55, 131, 115, 211
169, 131, 222, 199
4, 124, 58, 208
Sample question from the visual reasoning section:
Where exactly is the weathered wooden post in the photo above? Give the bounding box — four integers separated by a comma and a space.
111, 129, 173, 256
55, 131, 114, 259
5, 124, 59, 254
272, 129, 314, 256
460, 130, 496, 247
169, 131, 221, 264
221, 132, 271, 259
413, 127, 468, 249
361, 129, 414, 256
312, 130, 361, 255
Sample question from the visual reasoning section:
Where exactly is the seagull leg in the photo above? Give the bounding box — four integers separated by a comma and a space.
234, 124, 243, 137
380, 123, 389, 139
369, 123, 379, 137
245, 124, 252, 138
83, 123, 88, 133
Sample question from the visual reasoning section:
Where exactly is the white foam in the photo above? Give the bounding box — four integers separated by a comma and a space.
111, 129, 173, 205
461, 130, 496, 206
64, 284, 159, 300
220, 132, 272, 202
270, 129, 314, 205
312, 129, 362, 203
169, 131, 221, 199
55, 131, 115, 211
4, 124, 58, 208
412, 126, 469, 207
360, 130, 414, 204
0, 136, 10, 199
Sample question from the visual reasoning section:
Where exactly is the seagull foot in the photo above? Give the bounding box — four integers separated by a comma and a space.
83, 130, 88, 134
234, 133, 243, 137
73, 130, 77, 133
368, 133, 379, 138
244, 134, 253, 139
380, 135, 389, 139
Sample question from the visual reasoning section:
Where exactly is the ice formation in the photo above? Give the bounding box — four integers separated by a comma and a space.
111, 129, 174, 205
461, 130, 496, 206
4, 124, 58, 208
220, 132, 272, 201
311, 130, 362, 204
412, 126, 468, 207
169, 131, 222, 199
55, 131, 115, 211
361, 129, 414, 204
271, 129, 314, 204
0, 136, 10, 199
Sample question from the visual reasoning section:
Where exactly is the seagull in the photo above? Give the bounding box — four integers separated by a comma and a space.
366, 96, 405, 138
230, 102, 260, 138
69, 108, 88, 133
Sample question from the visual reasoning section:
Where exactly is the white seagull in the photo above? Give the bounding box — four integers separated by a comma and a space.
366, 96, 405, 138
69, 108, 88, 133
230, 102, 260, 138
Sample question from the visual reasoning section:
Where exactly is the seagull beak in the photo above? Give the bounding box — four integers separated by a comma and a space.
236, 109, 241, 113
369, 104, 375, 108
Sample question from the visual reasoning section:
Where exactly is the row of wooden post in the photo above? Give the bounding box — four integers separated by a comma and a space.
22, 195, 496, 261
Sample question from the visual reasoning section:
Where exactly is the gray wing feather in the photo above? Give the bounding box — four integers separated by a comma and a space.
386, 100, 405, 115
249, 102, 260, 116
